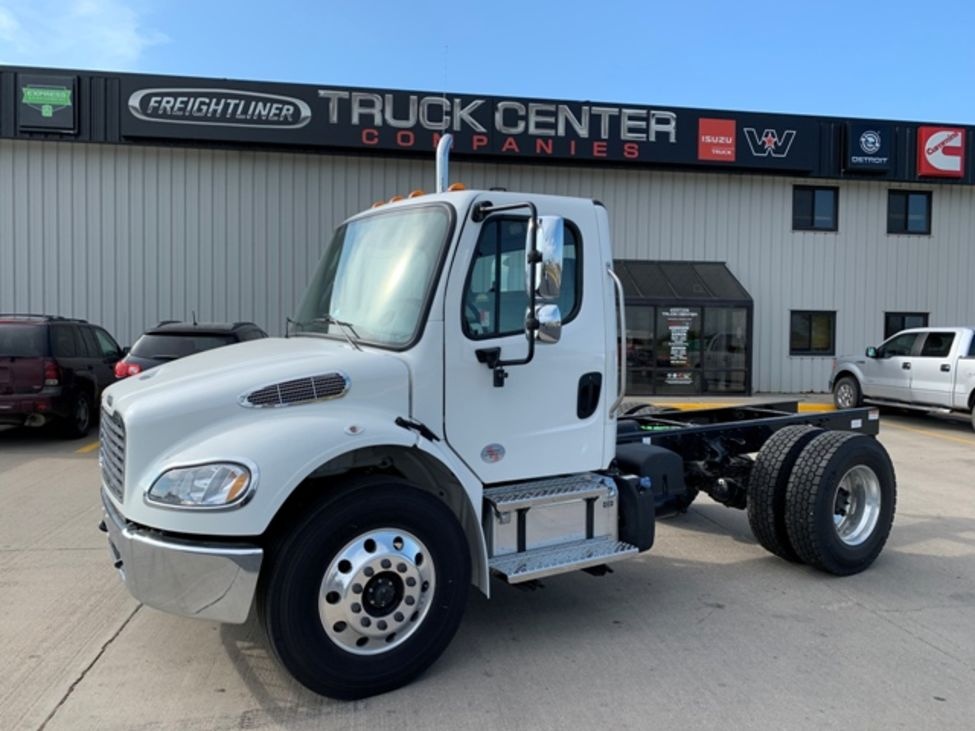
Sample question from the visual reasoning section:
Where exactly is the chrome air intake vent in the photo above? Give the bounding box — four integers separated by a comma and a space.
241, 372, 349, 408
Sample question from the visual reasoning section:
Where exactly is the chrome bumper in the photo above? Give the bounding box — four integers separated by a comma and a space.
100, 489, 263, 624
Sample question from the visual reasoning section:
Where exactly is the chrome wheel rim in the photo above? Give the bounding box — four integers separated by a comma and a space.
835, 383, 855, 408
319, 528, 435, 655
833, 465, 881, 546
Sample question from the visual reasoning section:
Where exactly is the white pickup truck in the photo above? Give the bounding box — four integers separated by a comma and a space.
99, 136, 896, 700
831, 327, 975, 430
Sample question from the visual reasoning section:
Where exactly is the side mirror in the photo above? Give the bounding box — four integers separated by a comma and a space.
532, 304, 562, 344
525, 216, 564, 301
865, 346, 877, 358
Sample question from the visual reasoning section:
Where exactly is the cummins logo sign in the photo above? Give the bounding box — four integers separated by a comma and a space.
127, 88, 312, 129
917, 126, 965, 178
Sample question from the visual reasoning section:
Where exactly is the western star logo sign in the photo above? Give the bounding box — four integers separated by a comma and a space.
22, 85, 72, 118
744, 127, 796, 158
128, 88, 312, 129
917, 126, 965, 178
698, 118, 736, 162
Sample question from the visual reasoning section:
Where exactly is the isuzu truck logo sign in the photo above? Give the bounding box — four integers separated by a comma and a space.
127, 88, 312, 129
917, 126, 965, 178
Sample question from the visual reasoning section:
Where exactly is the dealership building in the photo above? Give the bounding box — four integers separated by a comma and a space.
1, 65, 974, 394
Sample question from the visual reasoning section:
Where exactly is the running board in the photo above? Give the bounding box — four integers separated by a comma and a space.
864, 398, 952, 414
489, 537, 639, 584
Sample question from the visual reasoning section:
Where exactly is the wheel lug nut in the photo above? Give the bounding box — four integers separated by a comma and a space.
351, 603, 361, 613
377, 620, 387, 631
364, 567, 374, 577
406, 577, 416, 587
397, 562, 407, 573
381, 558, 391, 569
352, 583, 363, 594
394, 611, 404, 622
405, 596, 415, 606
361, 617, 371, 628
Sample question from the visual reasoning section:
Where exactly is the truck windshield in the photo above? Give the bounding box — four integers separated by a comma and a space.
292, 205, 451, 348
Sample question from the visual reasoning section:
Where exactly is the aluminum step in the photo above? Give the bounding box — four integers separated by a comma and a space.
483, 473, 615, 512
489, 536, 639, 584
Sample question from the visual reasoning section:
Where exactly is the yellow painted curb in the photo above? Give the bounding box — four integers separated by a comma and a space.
76, 440, 100, 454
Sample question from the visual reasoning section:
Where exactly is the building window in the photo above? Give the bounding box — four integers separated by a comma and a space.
884, 312, 928, 339
790, 311, 835, 355
887, 191, 931, 234
792, 186, 838, 231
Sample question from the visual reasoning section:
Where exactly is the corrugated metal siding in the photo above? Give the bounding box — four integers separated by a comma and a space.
2, 138, 974, 392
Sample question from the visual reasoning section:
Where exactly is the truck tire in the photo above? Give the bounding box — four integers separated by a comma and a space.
258, 477, 470, 699
832, 375, 862, 409
784, 432, 896, 576
970, 404, 975, 433
746, 425, 823, 563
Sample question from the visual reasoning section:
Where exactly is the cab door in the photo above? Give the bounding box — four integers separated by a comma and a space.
910, 331, 956, 407
865, 332, 918, 401
442, 197, 609, 484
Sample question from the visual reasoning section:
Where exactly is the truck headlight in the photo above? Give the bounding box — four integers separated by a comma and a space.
146, 463, 253, 508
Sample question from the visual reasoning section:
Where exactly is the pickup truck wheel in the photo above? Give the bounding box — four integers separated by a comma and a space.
970, 405, 975, 433
832, 376, 862, 409
747, 425, 824, 563
784, 432, 896, 576
258, 478, 470, 699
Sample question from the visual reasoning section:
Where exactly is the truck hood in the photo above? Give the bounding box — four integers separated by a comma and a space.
106, 336, 407, 412
102, 337, 412, 474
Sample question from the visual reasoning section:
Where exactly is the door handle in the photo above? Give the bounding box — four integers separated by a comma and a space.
901, 362, 911, 370
941, 364, 951, 372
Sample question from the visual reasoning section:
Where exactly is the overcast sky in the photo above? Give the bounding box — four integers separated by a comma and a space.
0, 0, 972, 123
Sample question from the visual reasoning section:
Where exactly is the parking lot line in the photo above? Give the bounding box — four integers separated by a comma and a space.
75, 440, 100, 454
883, 421, 975, 446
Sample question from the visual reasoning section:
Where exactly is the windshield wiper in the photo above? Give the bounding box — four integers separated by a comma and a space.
307, 315, 363, 351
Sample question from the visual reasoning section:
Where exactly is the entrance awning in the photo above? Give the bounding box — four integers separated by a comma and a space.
614, 260, 752, 305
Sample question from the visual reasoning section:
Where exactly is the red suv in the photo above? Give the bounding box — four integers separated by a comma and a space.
0, 315, 124, 437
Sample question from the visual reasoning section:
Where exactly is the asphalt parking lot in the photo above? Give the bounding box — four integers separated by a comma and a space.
2, 404, 974, 731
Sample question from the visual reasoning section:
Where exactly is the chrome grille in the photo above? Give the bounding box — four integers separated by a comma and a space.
243, 372, 349, 408
99, 408, 126, 501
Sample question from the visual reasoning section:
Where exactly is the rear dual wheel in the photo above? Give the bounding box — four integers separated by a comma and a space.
748, 429, 896, 575
784, 432, 896, 575
258, 477, 470, 699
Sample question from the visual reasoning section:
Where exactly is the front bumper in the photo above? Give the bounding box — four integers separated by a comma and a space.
100, 489, 263, 624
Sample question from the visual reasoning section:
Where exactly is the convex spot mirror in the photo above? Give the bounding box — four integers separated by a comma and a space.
531, 303, 562, 344
525, 216, 564, 302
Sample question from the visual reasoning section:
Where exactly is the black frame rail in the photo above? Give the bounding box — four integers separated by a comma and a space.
616, 401, 880, 461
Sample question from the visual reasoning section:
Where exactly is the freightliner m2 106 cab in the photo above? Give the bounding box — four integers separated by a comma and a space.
99, 137, 896, 699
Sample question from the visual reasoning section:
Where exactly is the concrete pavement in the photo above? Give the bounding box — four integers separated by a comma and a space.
1, 406, 973, 730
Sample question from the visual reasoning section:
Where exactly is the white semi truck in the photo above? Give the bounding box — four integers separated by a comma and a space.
99, 137, 896, 699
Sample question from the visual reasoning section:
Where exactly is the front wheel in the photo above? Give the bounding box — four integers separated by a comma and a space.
832, 376, 862, 410
258, 477, 470, 699
785, 432, 896, 575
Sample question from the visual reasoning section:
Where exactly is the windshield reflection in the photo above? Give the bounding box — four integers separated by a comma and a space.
292, 205, 451, 348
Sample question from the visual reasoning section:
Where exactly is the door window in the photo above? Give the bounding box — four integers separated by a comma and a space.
78, 327, 101, 358
93, 328, 121, 357
51, 326, 82, 358
877, 332, 917, 357
463, 217, 579, 339
918, 332, 955, 358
